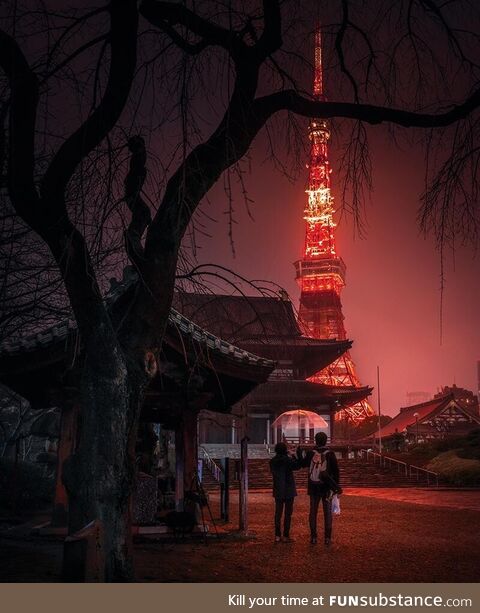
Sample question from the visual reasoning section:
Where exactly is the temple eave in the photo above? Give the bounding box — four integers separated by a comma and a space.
246, 380, 372, 410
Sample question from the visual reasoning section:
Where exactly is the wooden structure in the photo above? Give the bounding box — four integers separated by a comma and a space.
174, 292, 372, 444
0, 290, 274, 525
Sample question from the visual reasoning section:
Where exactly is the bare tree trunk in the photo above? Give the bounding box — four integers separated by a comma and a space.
63, 339, 147, 581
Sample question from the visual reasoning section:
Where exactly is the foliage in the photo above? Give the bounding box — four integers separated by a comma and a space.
350, 415, 392, 440
385, 430, 480, 472
426, 449, 480, 486
431, 429, 480, 460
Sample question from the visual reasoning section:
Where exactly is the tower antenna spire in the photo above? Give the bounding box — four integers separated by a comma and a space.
313, 26, 324, 100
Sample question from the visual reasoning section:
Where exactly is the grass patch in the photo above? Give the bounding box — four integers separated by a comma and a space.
426, 450, 480, 486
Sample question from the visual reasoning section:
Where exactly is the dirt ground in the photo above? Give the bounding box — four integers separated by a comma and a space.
1, 490, 480, 582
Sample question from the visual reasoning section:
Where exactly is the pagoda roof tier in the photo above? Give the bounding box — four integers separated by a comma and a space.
0, 307, 274, 414
173, 292, 352, 375
246, 379, 372, 411
173, 292, 303, 340
236, 336, 352, 379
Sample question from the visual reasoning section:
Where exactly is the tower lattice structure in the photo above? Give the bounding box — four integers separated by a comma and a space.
294, 28, 374, 424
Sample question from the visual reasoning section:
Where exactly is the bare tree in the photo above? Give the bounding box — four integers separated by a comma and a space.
0, 0, 479, 580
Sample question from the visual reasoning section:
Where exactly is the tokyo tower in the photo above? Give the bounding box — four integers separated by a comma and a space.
294, 27, 374, 424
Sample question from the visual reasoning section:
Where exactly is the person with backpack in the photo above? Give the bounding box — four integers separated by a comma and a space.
269, 442, 301, 543
297, 431, 342, 547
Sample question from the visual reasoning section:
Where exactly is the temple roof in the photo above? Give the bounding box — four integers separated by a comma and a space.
371, 393, 480, 440
173, 291, 302, 339
246, 379, 372, 411
0, 307, 274, 412
173, 292, 351, 376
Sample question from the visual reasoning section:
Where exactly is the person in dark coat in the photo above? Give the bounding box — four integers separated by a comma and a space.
297, 432, 342, 547
269, 442, 301, 542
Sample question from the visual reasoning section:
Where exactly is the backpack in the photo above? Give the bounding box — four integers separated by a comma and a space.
309, 450, 329, 483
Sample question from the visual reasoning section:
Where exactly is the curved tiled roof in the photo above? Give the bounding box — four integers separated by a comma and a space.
0, 308, 274, 371
173, 291, 302, 341
372, 393, 480, 440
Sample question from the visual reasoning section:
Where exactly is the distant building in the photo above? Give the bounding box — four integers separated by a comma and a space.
406, 391, 431, 406
434, 384, 479, 416
371, 390, 480, 445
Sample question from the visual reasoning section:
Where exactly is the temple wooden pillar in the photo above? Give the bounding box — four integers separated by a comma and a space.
174, 425, 185, 512
174, 408, 199, 511
52, 402, 79, 526
239, 436, 249, 534
183, 409, 199, 495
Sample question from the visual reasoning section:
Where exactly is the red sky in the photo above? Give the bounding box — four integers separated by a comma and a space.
187, 123, 480, 417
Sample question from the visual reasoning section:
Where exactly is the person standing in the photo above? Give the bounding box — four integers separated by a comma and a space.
269, 442, 301, 543
297, 432, 342, 547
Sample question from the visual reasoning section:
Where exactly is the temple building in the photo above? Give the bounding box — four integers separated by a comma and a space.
371, 390, 480, 446
0, 278, 274, 521
174, 291, 372, 446
0, 266, 372, 522
433, 384, 479, 415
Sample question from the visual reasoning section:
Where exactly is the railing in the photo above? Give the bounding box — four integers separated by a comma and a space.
360, 449, 439, 486
199, 446, 223, 482
283, 436, 315, 445
263, 441, 274, 455
408, 463, 439, 486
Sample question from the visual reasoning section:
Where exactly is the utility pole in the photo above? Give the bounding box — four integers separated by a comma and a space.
377, 366, 382, 454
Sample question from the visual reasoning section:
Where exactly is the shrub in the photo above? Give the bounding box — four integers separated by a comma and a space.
432, 429, 480, 459
426, 450, 480, 486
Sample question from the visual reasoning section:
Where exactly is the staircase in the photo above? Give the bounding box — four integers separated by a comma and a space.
201, 455, 438, 491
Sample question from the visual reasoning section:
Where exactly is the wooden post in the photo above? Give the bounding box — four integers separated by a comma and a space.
174, 425, 185, 511
330, 411, 335, 442
220, 457, 230, 521
183, 409, 199, 495
62, 519, 105, 582
52, 403, 78, 526
239, 436, 249, 533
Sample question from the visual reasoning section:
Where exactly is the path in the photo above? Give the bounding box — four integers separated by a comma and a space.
345, 487, 480, 511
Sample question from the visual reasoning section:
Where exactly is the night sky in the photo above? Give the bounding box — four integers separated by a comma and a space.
188, 123, 480, 417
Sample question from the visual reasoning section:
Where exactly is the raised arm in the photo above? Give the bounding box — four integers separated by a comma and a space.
296, 447, 311, 468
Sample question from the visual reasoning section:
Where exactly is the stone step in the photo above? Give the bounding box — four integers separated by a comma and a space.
200, 457, 436, 490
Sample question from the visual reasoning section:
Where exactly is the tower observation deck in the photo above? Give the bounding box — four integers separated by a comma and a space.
294, 28, 374, 424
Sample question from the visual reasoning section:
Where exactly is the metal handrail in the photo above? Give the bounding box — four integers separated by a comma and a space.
360, 449, 439, 486
408, 463, 439, 486
199, 446, 223, 482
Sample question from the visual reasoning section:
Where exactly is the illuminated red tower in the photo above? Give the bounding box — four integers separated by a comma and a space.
294, 28, 374, 423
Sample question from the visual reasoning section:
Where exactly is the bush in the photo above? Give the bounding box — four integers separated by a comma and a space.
431, 429, 480, 460
0, 457, 55, 512
426, 450, 480, 486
